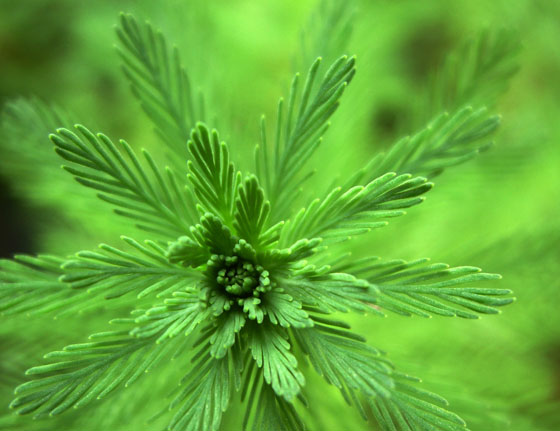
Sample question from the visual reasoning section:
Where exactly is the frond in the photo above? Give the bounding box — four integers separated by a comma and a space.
116, 13, 204, 163
294, 317, 394, 414
0, 98, 69, 188
281, 272, 376, 314
61, 236, 200, 300
187, 124, 241, 224
242, 367, 305, 431
166, 235, 210, 268
298, 0, 355, 71
248, 322, 304, 401
234, 175, 277, 249
193, 213, 238, 255
257, 55, 355, 219
168, 345, 239, 431
260, 290, 314, 329
210, 310, 246, 359
282, 172, 432, 245
51, 125, 198, 238
10, 293, 202, 418
132, 290, 205, 342
296, 319, 470, 431
352, 106, 500, 183
369, 373, 468, 431
341, 257, 512, 319
260, 238, 322, 269
0, 255, 85, 317
428, 29, 520, 116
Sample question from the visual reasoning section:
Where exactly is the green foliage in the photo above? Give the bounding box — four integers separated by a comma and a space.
0, 98, 69, 187
0, 255, 81, 317
369, 374, 467, 431
242, 366, 305, 431
294, 318, 393, 409
0, 6, 522, 431
298, 0, 355, 71
282, 172, 432, 245
167, 348, 235, 431
427, 29, 521, 117
187, 124, 241, 223
337, 257, 513, 319
351, 106, 501, 183
10, 293, 201, 418
256, 55, 356, 219
116, 13, 205, 165
249, 322, 305, 402
234, 176, 273, 249
51, 125, 197, 238
60, 236, 200, 300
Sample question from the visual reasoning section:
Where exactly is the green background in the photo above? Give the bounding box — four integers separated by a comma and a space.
1, 0, 559, 429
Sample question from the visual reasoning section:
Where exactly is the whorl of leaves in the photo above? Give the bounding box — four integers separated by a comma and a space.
1, 9, 518, 431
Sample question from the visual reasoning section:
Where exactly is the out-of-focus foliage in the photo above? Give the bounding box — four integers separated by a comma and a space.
0, 0, 559, 430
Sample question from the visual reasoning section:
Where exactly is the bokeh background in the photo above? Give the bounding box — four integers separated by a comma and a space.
1, 0, 559, 430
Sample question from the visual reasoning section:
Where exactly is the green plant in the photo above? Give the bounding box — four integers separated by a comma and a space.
0, 10, 519, 431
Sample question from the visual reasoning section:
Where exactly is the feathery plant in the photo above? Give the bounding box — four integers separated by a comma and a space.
0, 10, 518, 431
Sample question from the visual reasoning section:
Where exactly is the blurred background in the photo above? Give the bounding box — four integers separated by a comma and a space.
1, 0, 559, 430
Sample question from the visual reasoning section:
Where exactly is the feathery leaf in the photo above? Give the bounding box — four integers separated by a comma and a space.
249, 323, 304, 401
169, 347, 237, 431
257, 55, 356, 219
242, 366, 305, 431
0, 255, 85, 317
369, 373, 468, 431
52, 125, 198, 238
234, 175, 275, 249
117, 13, 204, 163
427, 29, 521, 117
339, 257, 513, 318
294, 318, 394, 412
283, 172, 432, 245
187, 124, 241, 224
10, 296, 201, 418
281, 271, 376, 314
61, 237, 200, 300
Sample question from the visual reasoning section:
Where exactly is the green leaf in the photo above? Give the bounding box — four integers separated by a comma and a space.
242, 297, 265, 323
168, 349, 236, 431
52, 125, 198, 238
132, 289, 205, 342
282, 172, 432, 245
294, 319, 394, 412
192, 212, 238, 256
260, 289, 314, 328
369, 373, 468, 431
210, 310, 246, 359
166, 235, 210, 267
234, 175, 276, 248
297, 0, 355, 72
116, 13, 204, 163
10, 297, 200, 418
61, 236, 200, 300
257, 55, 355, 219
0, 255, 87, 317
281, 271, 376, 314
343, 257, 512, 319
0, 98, 70, 196
260, 238, 322, 269
242, 366, 305, 431
187, 123, 241, 223
248, 322, 304, 401
352, 106, 500, 183
427, 29, 520, 117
